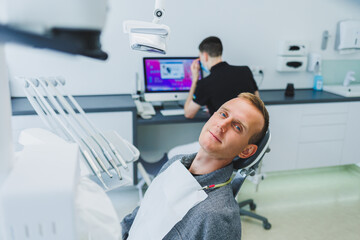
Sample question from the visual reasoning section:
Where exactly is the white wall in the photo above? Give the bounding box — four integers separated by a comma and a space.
6, 0, 360, 97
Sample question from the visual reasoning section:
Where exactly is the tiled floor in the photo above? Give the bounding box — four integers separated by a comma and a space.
108, 164, 360, 239
237, 165, 360, 240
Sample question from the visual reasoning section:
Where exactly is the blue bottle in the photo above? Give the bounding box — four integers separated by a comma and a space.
313, 75, 323, 91
313, 62, 323, 91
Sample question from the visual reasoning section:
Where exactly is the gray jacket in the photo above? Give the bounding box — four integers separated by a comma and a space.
121, 153, 241, 240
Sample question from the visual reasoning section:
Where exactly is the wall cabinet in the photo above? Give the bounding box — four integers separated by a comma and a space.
262, 102, 360, 172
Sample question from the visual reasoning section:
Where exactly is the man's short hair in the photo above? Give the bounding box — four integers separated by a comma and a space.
237, 93, 269, 145
199, 36, 223, 57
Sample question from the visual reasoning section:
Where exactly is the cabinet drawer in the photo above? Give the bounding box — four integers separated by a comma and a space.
299, 124, 346, 142
301, 102, 348, 115
301, 113, 348, 126
297, 141, 343, 168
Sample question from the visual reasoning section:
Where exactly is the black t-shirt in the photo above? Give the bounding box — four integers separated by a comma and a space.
193, 61, 258, 115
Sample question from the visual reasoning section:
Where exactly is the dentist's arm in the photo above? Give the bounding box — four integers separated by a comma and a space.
184, 59, 201, 119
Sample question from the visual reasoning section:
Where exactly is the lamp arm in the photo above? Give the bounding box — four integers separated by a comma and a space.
153, 0, 166, 23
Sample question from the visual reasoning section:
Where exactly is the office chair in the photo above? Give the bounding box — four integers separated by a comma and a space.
232, 130, 272, 230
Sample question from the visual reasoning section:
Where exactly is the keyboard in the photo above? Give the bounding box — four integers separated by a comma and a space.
160, 109, 185, 116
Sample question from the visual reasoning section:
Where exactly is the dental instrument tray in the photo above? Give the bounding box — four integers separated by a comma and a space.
22, 77, 140, 190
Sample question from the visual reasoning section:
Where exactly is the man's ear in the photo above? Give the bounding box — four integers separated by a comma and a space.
238, 144, 258, 159
203, 52, 209, 62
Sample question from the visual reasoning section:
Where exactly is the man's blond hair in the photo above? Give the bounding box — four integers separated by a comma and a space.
237, 93, 269, 145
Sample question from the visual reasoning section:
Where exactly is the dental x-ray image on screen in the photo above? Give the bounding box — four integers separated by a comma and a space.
143, 57, 202, 102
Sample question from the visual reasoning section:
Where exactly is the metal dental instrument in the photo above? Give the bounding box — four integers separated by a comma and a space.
28, 88, 105, 180
54, 77, 129, 170
24, 79, 108, 189
36, 78, 113, 178
44, 79, 122, 179
23, 79, 72, 141
99, 132, 128, 169
24, 84, 56, 131
43, 78, 123, 179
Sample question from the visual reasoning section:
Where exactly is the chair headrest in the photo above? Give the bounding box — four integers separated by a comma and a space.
232, 130, 271, 170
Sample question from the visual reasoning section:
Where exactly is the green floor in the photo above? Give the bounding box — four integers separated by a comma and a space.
238, 165, 360, 240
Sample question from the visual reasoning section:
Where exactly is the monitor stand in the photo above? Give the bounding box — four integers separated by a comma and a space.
162, 101, 183, 110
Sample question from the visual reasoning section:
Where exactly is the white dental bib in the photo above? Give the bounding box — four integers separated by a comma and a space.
128, 160, 208, 240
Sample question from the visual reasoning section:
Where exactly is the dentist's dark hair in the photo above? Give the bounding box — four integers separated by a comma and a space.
199, 36, 223, 57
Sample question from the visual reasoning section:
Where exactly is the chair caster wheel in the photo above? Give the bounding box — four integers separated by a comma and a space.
263, 222, 271, 230
249, 203, 256, 211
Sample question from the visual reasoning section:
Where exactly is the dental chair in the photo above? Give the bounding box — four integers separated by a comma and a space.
138, 130, 272, 230
232, 130, 271, 230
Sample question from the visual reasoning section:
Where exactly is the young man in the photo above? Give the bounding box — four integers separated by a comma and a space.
184, 36, 259, 119
121, 93, 269, 240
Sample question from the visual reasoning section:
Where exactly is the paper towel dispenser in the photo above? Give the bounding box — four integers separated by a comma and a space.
276, 56, 307, 72
277, 40, 308, 72
278, 41, 308, 56
335, 20, 360, 54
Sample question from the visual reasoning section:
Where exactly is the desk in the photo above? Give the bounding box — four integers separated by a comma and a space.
137, 108, 210, 125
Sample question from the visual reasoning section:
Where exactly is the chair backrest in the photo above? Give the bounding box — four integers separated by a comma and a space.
232, 130, 271, 170
231, 130, 271, 196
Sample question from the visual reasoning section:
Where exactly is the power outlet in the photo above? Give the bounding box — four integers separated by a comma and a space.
250, 66, 265, 87
250, 66, 264, 76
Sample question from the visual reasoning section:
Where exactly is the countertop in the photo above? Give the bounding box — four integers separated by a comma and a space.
11, 89, 360, 116
12, 94, 136, 116
259, 89, 360, 104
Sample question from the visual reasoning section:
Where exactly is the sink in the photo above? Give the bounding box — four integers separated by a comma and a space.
323, 84, 360, 97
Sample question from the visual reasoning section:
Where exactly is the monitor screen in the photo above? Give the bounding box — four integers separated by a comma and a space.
143, 57, 202, 102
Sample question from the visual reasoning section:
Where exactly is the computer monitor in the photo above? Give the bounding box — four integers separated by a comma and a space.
143, 57, 202, 102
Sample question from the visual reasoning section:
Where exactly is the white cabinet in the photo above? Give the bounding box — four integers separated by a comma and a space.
263, 102, 360, 172
342, 101, 360, 165
262, 104, 300, 171
296, 103, 348, 169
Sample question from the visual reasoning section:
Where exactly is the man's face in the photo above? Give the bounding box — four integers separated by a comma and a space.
198, 98, 264, 160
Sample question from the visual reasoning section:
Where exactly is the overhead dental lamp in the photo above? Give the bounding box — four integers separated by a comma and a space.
0, 0, 111, 188
123, 0, 170, 54
0, 0, 109, 60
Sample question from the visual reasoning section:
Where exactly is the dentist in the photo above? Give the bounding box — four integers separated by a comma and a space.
184, 36, 260, 119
